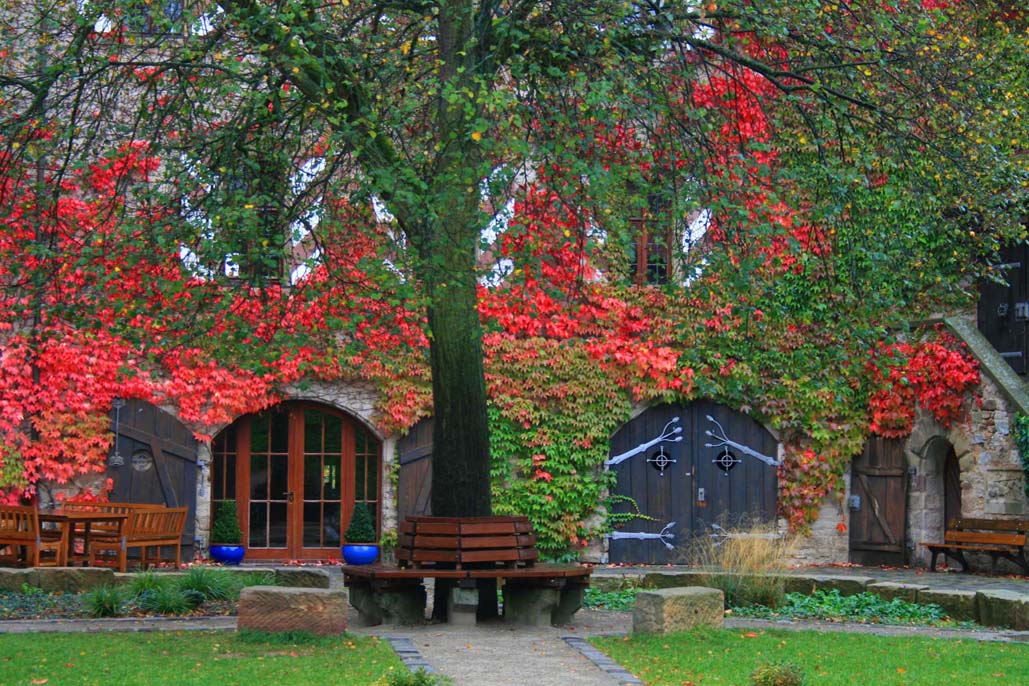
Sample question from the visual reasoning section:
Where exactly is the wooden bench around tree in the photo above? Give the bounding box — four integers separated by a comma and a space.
922, 518, 1028, 575
89, 506, 188, 572
343, 515, 591, 626
0, 505, 68, 567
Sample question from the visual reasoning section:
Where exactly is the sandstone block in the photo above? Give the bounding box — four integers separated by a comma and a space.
274, 567, 331, 588
977, 590, 1029, 630
591, 573, 643, 593
0, 568, 37, 592
785, 574, 871, 596
642, 570, 711, 589
633, 586, 724, 634
238, 586, 347, 636
34, 567, 114, 593
917, 588, 978, 622
867, 582, 929, 603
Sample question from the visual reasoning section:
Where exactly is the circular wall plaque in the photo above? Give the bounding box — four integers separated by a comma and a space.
131, 450, 154, 472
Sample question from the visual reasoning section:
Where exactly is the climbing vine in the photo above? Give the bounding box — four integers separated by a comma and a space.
1014, 414, 1029, 498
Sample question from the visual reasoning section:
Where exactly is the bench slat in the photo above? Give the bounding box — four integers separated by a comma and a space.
949, 518, 1029, 533
944, 531, 1025, 546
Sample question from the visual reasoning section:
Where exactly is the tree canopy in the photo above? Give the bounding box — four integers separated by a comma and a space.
1, 1, 1027, 529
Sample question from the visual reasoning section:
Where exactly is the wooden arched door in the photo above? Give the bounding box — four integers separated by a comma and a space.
108, 400, 199, 559
608, 401, 779, 564
211, 402, 381, 560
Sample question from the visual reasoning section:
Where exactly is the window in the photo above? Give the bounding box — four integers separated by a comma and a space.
630, 216, 674, 285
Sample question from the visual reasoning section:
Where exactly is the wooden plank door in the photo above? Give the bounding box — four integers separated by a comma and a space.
397, 419, 433, 520
608, 403, 687, 564
848, 437, 908, 565
108, 400, 198, 559
690, 400, 779, 539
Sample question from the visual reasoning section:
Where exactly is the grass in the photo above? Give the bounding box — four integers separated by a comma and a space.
0, 630, 404, 686
593, 628, 1029, 686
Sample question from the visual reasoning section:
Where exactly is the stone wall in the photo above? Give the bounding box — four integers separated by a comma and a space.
785, 473, 851, 566
906, 372, 1027, 570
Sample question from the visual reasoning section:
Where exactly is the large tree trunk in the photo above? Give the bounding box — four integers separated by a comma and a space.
425, 246, 492, 518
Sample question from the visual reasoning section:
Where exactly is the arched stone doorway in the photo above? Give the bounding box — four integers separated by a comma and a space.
210, 401, 381, 560
908, 433, 963, 566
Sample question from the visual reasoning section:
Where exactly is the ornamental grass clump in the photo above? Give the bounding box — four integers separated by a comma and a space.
690, 525, 792, 608
83, 585, 123, 618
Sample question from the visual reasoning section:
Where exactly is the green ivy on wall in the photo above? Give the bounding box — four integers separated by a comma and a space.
1014, 413, 1029, 498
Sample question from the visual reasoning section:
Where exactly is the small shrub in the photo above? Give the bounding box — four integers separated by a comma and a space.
750, 661, 805, 686
344, 502, 376, 543
386, 667, 452, 686
83, 585, 123, 618
177, 566, 233, 601
137, 585, 201, 615
19, 583, 44, 597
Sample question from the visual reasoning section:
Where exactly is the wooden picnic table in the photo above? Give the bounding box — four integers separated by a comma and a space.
38, 509, 128, 566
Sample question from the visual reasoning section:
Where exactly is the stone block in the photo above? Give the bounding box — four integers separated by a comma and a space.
447, 586, 479, 626
591, 573, 643, 593
632, 587, 724, 634
553, 584, 586, 626
346, 580, 425, 627
786, 574, 871, 596
274, 567, 331, 588
918, 588, 978, 622
642, 570, 711, 589
34, 567, 114, 593
238, 585, 347, 636
867, 582, 929, 603
503, 585, 560, 627
977, 590, 1029, 630
0, 568, 37, 592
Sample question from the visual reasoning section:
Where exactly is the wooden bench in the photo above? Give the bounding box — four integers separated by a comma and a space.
922, 518, 1028, 575
58, 501, 161, 563
89, 506, 188, 572
0, 505, 68, 567
343, 515, 591, 626
396, 515, 539, 569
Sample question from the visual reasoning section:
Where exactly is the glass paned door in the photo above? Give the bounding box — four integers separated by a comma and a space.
302, 410, 344, 549
247, 409, 291, 552
214, 402, 380, 559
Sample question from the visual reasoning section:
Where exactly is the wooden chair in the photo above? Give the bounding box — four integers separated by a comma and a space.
90, 506, 187, 572
0, 505, 68, 567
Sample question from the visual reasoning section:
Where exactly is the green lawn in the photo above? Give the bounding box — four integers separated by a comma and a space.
592, 628, 1029, 686
0, 631, 404, 686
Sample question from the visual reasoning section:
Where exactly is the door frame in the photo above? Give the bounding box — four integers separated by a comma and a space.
225, 401, 381, 560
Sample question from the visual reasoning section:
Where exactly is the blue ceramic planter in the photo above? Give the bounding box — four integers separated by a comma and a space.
209, 544, 246, 565
342, 544, 379, 565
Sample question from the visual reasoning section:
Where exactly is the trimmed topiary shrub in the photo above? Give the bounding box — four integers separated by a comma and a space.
210, 500, 243, 544
344, 503, 376, 543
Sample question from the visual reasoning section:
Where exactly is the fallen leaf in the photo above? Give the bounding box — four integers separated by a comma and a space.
897, 668, 906, 674
743, 632, 759, 638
